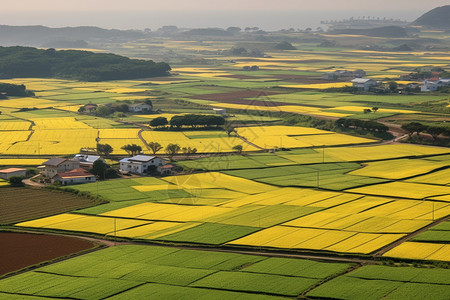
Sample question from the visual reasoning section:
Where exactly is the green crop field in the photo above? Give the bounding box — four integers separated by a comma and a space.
0, 245, 354, 299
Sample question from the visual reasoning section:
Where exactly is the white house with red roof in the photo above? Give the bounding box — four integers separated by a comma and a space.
51, 168, 96, 185
42, 158, 80, 178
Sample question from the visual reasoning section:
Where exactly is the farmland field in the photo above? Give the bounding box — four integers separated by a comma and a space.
0, 232, 96, 276
0, 187, 103, 225
1, 15, 450, 299
0, 244, 354, 298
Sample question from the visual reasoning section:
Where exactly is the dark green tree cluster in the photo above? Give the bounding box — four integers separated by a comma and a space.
401, 122, 450, 141
336, 118, 389, 132
0, 46, 171, 81
169, 114, 225, 129
149, 117, 168, 128
0, 83, 34, 97
90, 160, 118, 180
121, 144, 142, 156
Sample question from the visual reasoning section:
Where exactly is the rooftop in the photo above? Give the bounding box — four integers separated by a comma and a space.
43, 158, 67, 166
351, 78, 374, 84
54, 168, 94, 179
0, 168, 27, 173
129, 155, 156, 162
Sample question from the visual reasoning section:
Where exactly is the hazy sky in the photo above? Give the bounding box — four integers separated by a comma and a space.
1, 0, 448, 30
3, 0, 450, 12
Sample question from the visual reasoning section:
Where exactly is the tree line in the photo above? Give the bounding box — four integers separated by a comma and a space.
0, 46, 171, 81
149, 114, 225, 129
401, 122, 450, 141
336, 118, 389, 133
0, 83, 34, 97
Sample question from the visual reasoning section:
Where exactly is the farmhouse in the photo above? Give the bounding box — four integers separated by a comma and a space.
322, 69, 366, 80
351, 78, 378, 91
42, 158, 80, 178
157, 164, 176, 175
212, 108, 227, 116
0, 168, 27, 180
120, 155, 165, 175
420, 78, 450, 92
73, 154, 104, 168
51, 168, 96, 185
129, 103, 152, 113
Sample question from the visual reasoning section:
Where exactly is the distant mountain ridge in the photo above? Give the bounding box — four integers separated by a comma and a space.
412, 5, 450, 28
0, 25, 144, 47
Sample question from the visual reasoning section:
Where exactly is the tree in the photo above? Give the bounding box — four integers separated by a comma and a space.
165, 143, 180, 161
426, 126, 445, 141
148, 142, 163, 154
363, 108, 372, 114
182, 147, 197, 157
401, 122, 427, 137
372, 107, 379, 112
388, 81, 398, 92
226, 27, 241, 33
9, 176, 24, 187
149, 117, 168, 128
90, 160, 108, 180
232, 145, 243, 154
95, 105, 112, 117
97, 143, 113, 157
121, 144, 142, 156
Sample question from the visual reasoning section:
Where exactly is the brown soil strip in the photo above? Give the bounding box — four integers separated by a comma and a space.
0, 187, 101, 225
0, 232, 97, 276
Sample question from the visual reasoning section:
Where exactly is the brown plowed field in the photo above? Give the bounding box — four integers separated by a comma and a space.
0, 232, 96, 276
191, 90, 284, 101
0, 187, 101, 225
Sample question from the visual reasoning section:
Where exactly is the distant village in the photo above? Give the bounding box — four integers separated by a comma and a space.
322, 68, 450, 93
0, 152, 176, 187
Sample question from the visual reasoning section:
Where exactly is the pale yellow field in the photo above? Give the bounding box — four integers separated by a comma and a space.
0, 97, 61, 108
17, 214, 151, 235
228, 226, 404, 254
279, 82, 351, 89
407, 168, 450, 185
349, 159, 448, 179
236, 125, 374, 149
383, 242, 450, 261
0, 121, 31, 131
101, 202, 233, 222
347, 182, 450, 200
332, 106, 418, 114
0, 158, 47, 166
323, 144, 450, 162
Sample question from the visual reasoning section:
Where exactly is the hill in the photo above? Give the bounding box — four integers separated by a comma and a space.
0, 25, 145, 47
412, 6, 450, 28
0, 46, 171, 81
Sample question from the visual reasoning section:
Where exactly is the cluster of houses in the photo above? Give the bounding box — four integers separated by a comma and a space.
323, 69, 449, 93
33, 154, 173, 186
79, 102, 153, 114
420, 78, 450, 92
322, 69, 366, 80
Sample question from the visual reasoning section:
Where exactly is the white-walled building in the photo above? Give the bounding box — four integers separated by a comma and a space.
420, 78, 450, 92
129, 103, 152, 113
42, 158, 80, 178
119, 155, 164, 175
351, 78, 378, 91
73, 154, 104, 168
